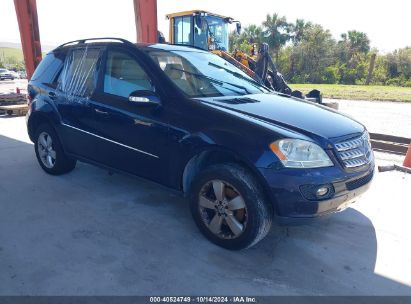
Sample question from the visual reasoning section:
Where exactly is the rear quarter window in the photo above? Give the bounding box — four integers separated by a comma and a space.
31, 52, 65, 83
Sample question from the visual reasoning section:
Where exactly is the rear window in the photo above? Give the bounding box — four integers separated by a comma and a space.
31, 52, 64, 83
57, 47, 102, 101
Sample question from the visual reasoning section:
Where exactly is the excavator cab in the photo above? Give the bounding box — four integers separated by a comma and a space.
167, 10, 241, 52
166, 10, 323, 104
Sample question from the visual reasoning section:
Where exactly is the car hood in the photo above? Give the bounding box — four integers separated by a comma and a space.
197, 93, 365, 141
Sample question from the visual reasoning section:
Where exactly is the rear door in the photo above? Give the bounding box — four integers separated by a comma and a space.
54, 46, 105, 161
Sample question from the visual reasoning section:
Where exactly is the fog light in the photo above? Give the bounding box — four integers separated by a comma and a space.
316, 187, 329, 197
300, 183, 335, 200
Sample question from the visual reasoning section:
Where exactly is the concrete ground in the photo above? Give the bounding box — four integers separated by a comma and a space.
0, 79, 27, 94
0, 116, 410, 296
325, 98, 411, 138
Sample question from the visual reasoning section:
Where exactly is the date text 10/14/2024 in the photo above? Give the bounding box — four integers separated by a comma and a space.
149, 297, 257, 303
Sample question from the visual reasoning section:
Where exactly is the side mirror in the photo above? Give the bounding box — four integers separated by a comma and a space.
236, 22, 242, 35
129, 90, 161, 106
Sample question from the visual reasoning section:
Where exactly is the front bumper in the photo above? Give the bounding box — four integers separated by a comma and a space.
258, 161, 374, 225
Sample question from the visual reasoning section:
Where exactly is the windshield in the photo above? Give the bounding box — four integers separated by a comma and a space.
148, 50, 268, 98
199, 16, 229, 51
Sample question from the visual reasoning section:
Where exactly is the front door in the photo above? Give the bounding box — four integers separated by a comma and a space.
86, 47, 170, 184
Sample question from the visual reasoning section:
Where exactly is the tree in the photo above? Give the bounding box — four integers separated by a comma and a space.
347, 30, 371, 56
287, 24, 337, 83
262, 13, 290, 61
336, 31, 371, 84
398, 47, 411, 79
290, 19, 312, 45
229, 24, 263, 53
242, 24, 263, 44
228, 12, 410, 87
229, 30, 240, 52
376, 47, 411, 86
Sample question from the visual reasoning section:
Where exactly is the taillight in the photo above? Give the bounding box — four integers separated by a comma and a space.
27, 94, 33, 106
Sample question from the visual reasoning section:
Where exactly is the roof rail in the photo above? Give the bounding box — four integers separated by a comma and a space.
168, 43, 208, 52
56, 37, 134, 49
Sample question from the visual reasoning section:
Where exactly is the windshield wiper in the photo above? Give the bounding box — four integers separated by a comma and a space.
208, 62, 268, 91
170, 67, 252, 95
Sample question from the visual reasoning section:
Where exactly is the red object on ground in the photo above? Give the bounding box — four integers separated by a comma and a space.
403, 143, 411, 168
16, 87, 21, 94
14, 0, 42, 80
133, 0, 158, 43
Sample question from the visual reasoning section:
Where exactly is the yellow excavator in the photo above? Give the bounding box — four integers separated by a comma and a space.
165, 10, 322, 103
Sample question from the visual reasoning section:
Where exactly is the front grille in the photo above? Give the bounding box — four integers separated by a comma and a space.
346, 170, 374, 190
335, 132, 372, 168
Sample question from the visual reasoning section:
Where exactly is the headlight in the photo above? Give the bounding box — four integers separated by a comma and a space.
270, 139, 333, 168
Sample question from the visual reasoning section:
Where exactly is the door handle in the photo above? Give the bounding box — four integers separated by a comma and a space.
48, 92, 57, 100
94, 108, 109, 115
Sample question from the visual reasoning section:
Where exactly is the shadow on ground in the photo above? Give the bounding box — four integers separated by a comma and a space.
0, 134, 410, 295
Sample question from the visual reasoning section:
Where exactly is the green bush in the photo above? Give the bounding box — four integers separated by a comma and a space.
322, 66, 338, 83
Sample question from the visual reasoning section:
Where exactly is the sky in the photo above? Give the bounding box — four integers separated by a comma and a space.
1, 0, 410, 53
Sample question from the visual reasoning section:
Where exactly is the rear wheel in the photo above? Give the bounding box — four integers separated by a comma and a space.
189, 163, 273, 250
34, 124, 76, 175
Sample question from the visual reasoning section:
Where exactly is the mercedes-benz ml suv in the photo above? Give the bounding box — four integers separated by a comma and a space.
26, 38, 374, 250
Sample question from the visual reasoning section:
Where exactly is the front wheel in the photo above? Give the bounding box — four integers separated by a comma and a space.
189, 163, 273, 250
34, 123, 76, 175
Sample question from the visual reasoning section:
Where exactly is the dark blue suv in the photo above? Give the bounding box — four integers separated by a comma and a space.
26, 38, 374, 250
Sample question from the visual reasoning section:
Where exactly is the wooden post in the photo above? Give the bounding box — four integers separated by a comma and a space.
365, 53, 376, 85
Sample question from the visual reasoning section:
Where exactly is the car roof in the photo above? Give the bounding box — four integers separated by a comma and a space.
136, 43, 208, 53
53, 37, 207, 54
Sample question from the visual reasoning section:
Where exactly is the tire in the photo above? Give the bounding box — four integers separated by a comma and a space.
189, 163, 273, 250
34, 123, 76, 175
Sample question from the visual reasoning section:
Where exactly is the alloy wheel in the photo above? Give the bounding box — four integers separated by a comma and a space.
198, 179, 248, 239
37, 132, 56, 169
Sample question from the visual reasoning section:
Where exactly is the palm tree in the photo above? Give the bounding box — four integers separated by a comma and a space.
262, 13, 290, 61
347, 30, 371, 55
242, 24, 263, 44
290, 19, 312, 45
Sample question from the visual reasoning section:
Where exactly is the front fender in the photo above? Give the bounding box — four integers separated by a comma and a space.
167, 126, 281, 190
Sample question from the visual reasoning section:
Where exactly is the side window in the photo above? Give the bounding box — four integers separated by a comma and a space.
31, 52, 64, 84
104, 50, 152, 98
58, 47, 102, 100
174, 16, 192, 45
